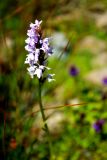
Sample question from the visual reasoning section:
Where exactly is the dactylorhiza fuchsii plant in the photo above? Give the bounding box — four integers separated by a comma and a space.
25, 20, 55, 160
25, 20, 55, 82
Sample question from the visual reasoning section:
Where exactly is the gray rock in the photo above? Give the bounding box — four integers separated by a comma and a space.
77, 36, 106, 54
96, 12, 107, 29
92, 52, 107, 67
85, 68, 107, 85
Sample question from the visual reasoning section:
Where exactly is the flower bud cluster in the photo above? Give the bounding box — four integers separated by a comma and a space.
25, 20, 55, 82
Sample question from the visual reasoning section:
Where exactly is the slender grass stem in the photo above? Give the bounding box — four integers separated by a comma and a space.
38, 80, 54, 160
3, 112, 6, 160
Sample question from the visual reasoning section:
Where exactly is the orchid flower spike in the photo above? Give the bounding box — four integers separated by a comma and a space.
25, 20, 55, 82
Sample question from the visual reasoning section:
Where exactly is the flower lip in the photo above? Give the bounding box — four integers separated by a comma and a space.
47, 74, 55, 82
30, 20, 42, 29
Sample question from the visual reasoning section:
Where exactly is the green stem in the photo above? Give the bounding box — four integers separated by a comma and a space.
38, 80, 54, 159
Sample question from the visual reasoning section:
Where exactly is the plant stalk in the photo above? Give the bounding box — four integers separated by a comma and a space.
38, 80, 54, 159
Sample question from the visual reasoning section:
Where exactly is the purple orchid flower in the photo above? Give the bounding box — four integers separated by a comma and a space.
25, 20, 55, 82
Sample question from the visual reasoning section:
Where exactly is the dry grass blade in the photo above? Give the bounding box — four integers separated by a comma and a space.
24, 102, 87, 119
58, 40, 70, 60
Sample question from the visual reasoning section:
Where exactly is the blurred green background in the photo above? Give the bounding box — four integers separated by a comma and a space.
1, 0, 107, 159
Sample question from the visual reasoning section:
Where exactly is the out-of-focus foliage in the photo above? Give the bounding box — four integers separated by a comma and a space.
1, 0, 107, 159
